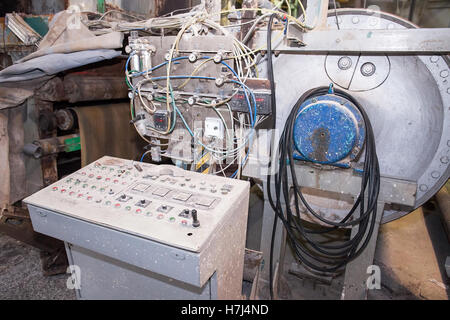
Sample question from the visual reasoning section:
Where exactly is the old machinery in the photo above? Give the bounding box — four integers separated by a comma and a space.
125, 18, 270, 177
120, 5, 450, 299
12, 1, 450, 301
245, 8, 450, 223
24, 156, 250, 299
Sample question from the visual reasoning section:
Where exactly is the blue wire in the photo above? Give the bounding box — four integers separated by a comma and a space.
129, 54, 258, 177
131, 56, 189, 77
127, 55, 257, 125
140, 151, 150, 162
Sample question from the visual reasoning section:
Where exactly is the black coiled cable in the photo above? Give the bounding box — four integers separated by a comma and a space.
266, 86, 381, 299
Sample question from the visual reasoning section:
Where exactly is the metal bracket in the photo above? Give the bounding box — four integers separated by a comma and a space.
260, 28, 450, 54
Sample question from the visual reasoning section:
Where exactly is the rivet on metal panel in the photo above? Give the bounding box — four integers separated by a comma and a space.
170, 251, 186, 260
430, 56, 439, 63
338, 56, 352, 70
431, 171, 440, 179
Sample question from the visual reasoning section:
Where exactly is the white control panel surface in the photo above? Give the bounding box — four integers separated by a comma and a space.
24, 156, 249, 253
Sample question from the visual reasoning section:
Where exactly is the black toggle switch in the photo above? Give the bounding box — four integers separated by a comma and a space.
191, 209, 200, 228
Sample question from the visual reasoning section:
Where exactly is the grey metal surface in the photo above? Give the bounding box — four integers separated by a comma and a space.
256, 8, 450, 223
25, 155, 250, 299
28, 205, 206, 287
66, 243, 213, 300
258, 181, 285, 283
284, 28, 450, 54
341, 201, 384, 300
290, 165, 417, 207
131, 35, 235, 162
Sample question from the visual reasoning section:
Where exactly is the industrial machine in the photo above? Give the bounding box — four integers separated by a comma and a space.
7, 0, 450, 300
24, 156, 250, 299
121, 4, 450, 299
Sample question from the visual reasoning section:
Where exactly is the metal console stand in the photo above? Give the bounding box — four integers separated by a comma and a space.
257, 164, 417, 300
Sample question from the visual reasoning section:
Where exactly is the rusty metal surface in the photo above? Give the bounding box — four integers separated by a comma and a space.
32, 133, 79, 157
0, 17, 37, 61
0, 86, 34, 109
436, 187, 450, 242
35, 77, 65, 102
152, 0, 193, 16
243, 248, 263, 282
64, 76, 128, 102
240, 0, 258, 42
74, 103, 146, 166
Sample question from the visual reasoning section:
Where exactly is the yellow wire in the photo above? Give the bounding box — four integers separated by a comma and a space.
296, 0, 308, 22
177, 58, 214, 89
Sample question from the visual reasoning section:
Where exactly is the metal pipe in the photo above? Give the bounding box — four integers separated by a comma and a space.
23, 134, 80, 159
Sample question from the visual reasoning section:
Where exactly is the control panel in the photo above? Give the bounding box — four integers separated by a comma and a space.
24, 156, 250, 253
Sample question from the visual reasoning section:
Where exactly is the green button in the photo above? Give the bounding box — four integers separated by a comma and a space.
169, 217, 175, 222
82, 184, 88, 188
125, 206, 131, 211
105, 201, 111, 205
146, 212, 152, 217
100, 188, 105, 192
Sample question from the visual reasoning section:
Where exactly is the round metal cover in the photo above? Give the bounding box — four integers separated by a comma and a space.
293, 94, 364, 164
262, 9, 450, 223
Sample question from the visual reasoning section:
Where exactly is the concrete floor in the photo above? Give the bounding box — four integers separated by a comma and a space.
0, 233, 75, 300
372, 202, 449, 300
0, 202, 449, 300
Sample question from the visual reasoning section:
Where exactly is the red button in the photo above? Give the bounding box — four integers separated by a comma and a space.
115, 203, 121, 208
96, 176, 102, 180
181, 220, 188, 225
89, 174, 94, 178
52, 187, 58, 191
87, 196, 93, 201
135, 209, 142, 214
77, 194, 83, 198
157, 214, 164, 219
81, 172, 86, 175
105, 178, 110, 181
60, 189, 66, 193
69, 191, 75, 196
113, 180, 119, 184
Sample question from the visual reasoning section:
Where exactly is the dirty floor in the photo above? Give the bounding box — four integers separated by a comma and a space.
0, 203, 449, 300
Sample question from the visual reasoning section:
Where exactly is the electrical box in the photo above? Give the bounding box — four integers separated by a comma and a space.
153, 110, 169, 131
204, 117, 224, 139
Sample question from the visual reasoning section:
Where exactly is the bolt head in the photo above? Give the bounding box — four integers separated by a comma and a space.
361, 62, 376, 77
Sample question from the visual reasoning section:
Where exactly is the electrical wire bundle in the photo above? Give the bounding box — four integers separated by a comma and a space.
124, 5, 281, 178
266, 86, 381, 298
126, 50, 260, 178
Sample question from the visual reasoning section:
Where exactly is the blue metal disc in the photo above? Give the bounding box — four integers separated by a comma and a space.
293, 95, 363, 164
